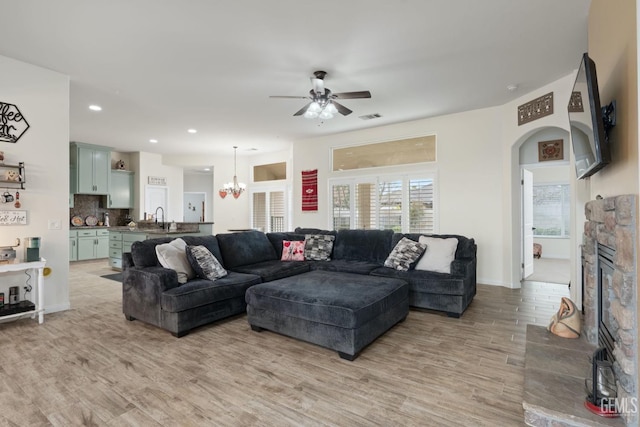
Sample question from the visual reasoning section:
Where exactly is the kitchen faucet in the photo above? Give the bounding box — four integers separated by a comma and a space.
154, 206, 165, 230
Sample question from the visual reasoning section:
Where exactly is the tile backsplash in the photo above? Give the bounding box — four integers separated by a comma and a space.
70, 194, 131, 226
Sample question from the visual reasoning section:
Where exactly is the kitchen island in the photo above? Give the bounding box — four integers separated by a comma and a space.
106, 222, 213, 270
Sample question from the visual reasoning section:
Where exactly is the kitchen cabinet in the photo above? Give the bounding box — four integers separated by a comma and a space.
69, 230, 78, 261
77, 229, 109, 260
109, 170, 134, 208
70, 142, 110, 194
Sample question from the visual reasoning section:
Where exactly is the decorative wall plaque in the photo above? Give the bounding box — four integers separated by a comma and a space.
148, 176, 167, 185
0, 210, 27, 225
538, 139, 564, 161
0, 102, 29, 143
568, 91, 584, 112
518, 92, 554, 126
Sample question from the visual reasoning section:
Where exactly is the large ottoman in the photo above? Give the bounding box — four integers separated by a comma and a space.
245, 270, 409, 360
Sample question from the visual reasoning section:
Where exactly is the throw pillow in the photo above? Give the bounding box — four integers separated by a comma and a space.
186, 245, 228, 281
384, 237, 427, 271
304, 234, 335, 261
281, 240, 305, 261
415, 236, 459, 274
155, 238, 195, 284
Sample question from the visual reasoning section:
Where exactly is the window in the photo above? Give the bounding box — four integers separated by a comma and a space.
330, 175, 435, 233
533, 184, 570, 237
252, 189, 286, 232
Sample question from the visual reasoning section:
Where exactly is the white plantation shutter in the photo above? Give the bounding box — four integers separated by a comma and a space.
332, 184, 351, 230
533, 184, 570, 237
269, 191, 285, 232
408, 178, 434, 233
330, 175, 436, 233
354, 182, 377, 229
377, 180, 402, 232
252, 192, 267, 232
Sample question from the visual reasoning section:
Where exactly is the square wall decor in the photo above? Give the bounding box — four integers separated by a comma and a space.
538, 139, 564, 161
518, 92, 553, 126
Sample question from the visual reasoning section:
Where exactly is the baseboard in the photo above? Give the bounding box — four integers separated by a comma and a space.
45, 302, 71, 314
477, 278, 511, 287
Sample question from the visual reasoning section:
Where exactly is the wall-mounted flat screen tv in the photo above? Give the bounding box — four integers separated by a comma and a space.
568, 53, 612, 179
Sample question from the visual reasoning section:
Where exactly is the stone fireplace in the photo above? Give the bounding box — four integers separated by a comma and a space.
582, 194, 637, 424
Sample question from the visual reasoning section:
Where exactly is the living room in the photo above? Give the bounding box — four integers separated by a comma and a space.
0, 0, 638, 425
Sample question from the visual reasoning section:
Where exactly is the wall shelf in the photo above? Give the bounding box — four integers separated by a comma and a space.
0, 162, 25, 189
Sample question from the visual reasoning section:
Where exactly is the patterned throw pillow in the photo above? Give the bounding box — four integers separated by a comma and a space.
281, 240, 305, 261
186, 245, 228, 281
384, 237, 427, 271
304, 234, 335, 261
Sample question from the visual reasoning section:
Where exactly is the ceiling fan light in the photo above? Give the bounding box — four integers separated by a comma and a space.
319, 110, 333, 119
307, 102, 321, 113
304, 110, 319, 119
325, 103, 338, 114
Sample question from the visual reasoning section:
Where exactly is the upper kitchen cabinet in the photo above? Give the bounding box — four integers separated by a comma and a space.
70, 142, 110, 194
109, 170, 134, 208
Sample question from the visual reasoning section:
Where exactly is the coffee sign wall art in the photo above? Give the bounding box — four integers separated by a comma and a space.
0, 102, 29, 143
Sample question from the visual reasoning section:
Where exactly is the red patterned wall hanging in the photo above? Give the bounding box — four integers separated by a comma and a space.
301, 169, 318, 211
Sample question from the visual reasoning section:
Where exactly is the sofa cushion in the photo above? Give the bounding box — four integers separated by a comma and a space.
280, 240, 305, 261
393, 233, 476, 260
294, 227, 336, 236
186, 245, 227, 281
304, 234, 335, 261
415, 236, 458, 274
332, 229, 394, 264
245, 270, 408, 328
131, 237, 173, 268
155, 238, 195, 284
161, 272, 261, 313
370, 267, 467, 296
231, 260, 310, 282
384, 237, 426, 271
181, 235, 225, 268
216, 230, 278, 269
308, 259, 382, 275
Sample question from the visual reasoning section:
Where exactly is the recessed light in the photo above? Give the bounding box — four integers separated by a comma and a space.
89, 105, 102, 111
203, 168, 210, 171
507, 84, 519, 92
149, 139, 158, 143
187, 129, 197, 134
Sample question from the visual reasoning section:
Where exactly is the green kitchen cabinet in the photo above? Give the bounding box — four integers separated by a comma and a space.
69, 230, 78, 261
70, 142, 111, 194
109, 170, 134, 208
77, 229, 110, 260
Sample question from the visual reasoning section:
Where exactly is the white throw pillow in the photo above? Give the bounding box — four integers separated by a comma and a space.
155, 238, 195, 284
415, 236, 458, 274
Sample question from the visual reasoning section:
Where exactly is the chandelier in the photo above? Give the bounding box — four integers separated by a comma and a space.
219, 146, 246, 199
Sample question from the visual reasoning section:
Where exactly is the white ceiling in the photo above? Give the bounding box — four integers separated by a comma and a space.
0, 0, 590, 158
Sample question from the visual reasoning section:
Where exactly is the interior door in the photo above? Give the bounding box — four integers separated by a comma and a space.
145, 186, 168, 222
522, 169, 534, 278
184, 192, 205, 222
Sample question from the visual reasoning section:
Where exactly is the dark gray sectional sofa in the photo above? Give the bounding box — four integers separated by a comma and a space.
122, 228, 476, 359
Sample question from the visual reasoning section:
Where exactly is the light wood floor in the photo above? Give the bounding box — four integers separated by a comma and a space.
0, 260, 569, 426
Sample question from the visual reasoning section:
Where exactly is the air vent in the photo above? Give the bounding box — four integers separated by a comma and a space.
358, 113, 382, 120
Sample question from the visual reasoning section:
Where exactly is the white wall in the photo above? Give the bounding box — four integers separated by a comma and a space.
292, 107, 505, 286
184, 171, 213, 222
130, 152, 184, 222
0, 55, 70, 313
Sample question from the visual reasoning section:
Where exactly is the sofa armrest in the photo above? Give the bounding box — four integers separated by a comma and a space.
124, 266, 180, 293
122, 266, 180, 326
122, 252, 134, 270
451, 258, 475, 281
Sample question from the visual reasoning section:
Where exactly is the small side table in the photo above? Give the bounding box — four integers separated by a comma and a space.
0, 258, 46, 324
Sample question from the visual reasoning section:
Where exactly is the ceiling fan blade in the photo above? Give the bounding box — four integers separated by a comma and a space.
332, 101, 353, 116
293, 102, 312, 116
269, 95, 309, 99
332, 91, 371, 99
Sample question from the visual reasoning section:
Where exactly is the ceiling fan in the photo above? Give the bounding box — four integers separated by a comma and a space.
270, 71, 371, 119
